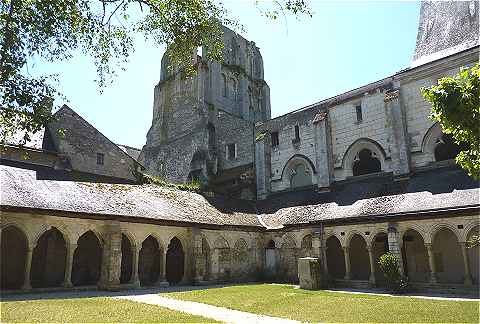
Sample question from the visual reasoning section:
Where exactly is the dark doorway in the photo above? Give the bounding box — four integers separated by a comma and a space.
139, 236, 160, 286
353, 149, 381, 176
30, 228, 67, 288
434, 134, 466, 161
1, 226, 28, 289
166, 237, 185, 285
120, 234, 133, 284
72, 231, 102, 286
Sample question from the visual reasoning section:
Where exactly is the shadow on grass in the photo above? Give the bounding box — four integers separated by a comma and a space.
0, 282, 260, 302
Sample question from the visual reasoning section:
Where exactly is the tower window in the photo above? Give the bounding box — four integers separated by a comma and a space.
294, 125, 300, 140
355, 105, 363, 122
226, 143, 237, 160
271, 131, 279, 147
96, 153, 104, 165
222, 74, 227, 97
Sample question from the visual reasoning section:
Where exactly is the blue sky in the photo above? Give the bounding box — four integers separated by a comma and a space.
36, 0, 421, 149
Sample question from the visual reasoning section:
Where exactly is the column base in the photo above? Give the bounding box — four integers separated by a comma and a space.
429, 273, 437, 284
368, 276, 376, 286
62, 281, 73, 288
157, 281, 169, 288
21, 283, 32, 291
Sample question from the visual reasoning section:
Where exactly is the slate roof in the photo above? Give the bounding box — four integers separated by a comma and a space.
0, 166, 260, 228
116, 144, 142, 162
1, 165, 478, 230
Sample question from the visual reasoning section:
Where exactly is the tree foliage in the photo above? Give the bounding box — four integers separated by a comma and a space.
0, 0, 311, 145
422, 64, 480, 179
378, 252, 407, 293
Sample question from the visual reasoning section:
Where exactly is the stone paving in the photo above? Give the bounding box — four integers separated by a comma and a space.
114, 293, 299, 324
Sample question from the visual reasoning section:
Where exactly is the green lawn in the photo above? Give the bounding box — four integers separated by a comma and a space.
162, 284, 480, 323
0, 297, 216, 323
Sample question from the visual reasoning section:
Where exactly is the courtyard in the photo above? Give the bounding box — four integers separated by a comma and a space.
1, 284, 479, 323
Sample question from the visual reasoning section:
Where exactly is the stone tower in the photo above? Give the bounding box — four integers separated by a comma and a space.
412, 0, 479, 67
140, 26, 270, 197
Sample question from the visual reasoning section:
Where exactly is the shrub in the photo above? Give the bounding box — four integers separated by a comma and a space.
378, 252, 408, 293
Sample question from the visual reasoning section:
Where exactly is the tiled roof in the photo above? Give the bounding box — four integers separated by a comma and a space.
2, 165, 478, 230
0, 166, 260, 228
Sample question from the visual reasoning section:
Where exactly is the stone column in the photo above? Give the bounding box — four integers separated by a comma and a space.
343, 247, 351, 280
255, 133, 271, 200
384, 88, 410, 177
99, 222, 122, 291
460, 242, 473, 286
312, 111, 333, 189
425, 243, 437, 284
63, 243, 77, 288
157, 249, 169, 287
22, 246, 34, 290
387, 224, 404, 275
212, 249, 220, 280
367, 246, 376, 285
130, 245, 140, 287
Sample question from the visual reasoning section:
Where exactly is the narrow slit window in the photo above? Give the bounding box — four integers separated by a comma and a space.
355, 105, 363, 122
271, 132, 279, 147
226, 143, 236, 160
294, 125, 300, 140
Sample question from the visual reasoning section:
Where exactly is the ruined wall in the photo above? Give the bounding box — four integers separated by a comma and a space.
141, 26, 270, 189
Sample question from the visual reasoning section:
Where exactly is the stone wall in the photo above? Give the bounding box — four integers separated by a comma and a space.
48, 106, 140, 182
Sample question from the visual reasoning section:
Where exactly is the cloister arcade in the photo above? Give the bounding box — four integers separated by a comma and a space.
1, 214, 478, 291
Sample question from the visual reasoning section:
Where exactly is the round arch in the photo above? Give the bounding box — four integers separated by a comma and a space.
402, 228, 429, 282
341, 138, 387, 177
432, 227, 464, 284
1, 225, 28, 289
281, 154, 316, 189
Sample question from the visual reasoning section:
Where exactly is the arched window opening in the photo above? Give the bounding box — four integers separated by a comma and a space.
266, 240, 275, 249
352, 149, 381, 176
290, 163, 313, 188
326, 236, 345, 279
207, 123, 216, 151
120, 234, 133, 284
1, 226, 28, 289
402, 229, 429, 283
31, 228, 67, 288
72, 231, 102, 286
138, 236, 160, 286
434, 134, 467, 162
166, 237, 185, 285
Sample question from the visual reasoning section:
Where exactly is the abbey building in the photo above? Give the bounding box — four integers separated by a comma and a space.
1, 1, 479, 294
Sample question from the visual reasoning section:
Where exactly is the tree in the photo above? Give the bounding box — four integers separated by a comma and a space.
422, 63, 480, 179
0, 0, 312, 145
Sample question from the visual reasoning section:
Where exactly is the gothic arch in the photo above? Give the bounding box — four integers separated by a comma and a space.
345, 230, 368, 248
1, 225, 28, 289
214, 235, 230, 249
422, 122, 466, 163
462, 221, 480, 243
429, 223, 462, 244
342, 138, 387, 177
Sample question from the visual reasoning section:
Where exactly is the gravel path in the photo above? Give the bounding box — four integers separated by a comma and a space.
114, 294, 299, 324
